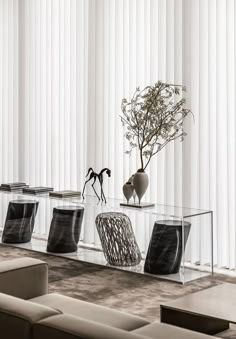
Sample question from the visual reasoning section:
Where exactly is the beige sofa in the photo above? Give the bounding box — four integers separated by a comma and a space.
0, 257, 214, 339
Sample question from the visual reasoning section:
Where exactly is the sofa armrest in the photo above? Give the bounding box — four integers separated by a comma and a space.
33, 314, 148, 339
0, 257, 48, 299
0, 292, 60, 339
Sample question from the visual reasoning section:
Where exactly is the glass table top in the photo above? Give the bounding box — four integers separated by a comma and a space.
76, 195, 212, 218
0, 191, 212, 219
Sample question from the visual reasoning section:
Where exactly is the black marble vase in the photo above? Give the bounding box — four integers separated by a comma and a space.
2, 200, 39, 243
144, 220, 191, 275
47, 206, 84, 253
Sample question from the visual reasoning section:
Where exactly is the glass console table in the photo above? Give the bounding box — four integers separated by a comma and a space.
0, 192, 213, 284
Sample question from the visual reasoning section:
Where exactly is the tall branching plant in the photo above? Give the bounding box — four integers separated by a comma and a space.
121, 81, 192, 171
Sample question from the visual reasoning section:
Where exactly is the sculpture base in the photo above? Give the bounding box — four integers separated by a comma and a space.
120, 202, 155, 209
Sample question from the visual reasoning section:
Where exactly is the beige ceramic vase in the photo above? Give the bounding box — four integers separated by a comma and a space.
128, 174, 137, 203
122, 182, 134, 204
133, 170, 149, 204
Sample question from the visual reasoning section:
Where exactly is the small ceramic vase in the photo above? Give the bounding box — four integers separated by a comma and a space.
133, 170, 149, 205
128, 175, 137, 203
123, 182, 134, 204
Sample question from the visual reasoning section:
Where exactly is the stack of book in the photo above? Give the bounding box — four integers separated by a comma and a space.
23, 186, 54, 195
0, 182, 29, 192
49, 190, 81, 198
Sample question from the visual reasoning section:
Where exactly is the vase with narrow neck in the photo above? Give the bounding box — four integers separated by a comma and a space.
133, 170, 149, 205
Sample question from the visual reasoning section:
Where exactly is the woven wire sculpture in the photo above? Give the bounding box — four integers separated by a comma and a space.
95, 212, 141, 266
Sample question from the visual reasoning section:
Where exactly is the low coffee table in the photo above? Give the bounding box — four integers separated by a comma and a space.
160, 283, 236, 335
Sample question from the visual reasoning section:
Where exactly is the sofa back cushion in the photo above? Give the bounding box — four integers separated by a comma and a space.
30, 293, 149, 331
33, 314, 147, 339
0, 292, 60, 339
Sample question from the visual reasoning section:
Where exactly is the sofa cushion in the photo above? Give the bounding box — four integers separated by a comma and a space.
31, 293, 149, 331
0, 292, 61, 339
33, 314, 148, 339
132, 322, 214, 339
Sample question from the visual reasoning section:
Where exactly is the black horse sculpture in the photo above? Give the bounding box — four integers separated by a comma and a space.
82, 167, 111, 203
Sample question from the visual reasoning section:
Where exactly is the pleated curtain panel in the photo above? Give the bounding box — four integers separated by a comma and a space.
0, 0, 235, 269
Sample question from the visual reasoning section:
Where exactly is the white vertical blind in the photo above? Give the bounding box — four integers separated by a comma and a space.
0, 0, 236, 269
0, 0, 18, 184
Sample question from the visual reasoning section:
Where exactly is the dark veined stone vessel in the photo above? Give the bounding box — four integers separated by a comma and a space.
47, 206, 84, 253
2, 200, 39, 243
144, 219, 191, 275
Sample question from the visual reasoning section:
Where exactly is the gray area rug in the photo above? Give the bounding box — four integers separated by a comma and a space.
0, 244, 236, 338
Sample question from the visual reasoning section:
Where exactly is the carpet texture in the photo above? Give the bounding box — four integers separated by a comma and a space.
0, 244, 236, 338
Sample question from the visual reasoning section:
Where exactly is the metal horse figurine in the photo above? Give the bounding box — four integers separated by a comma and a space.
82, 168, 111, 203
